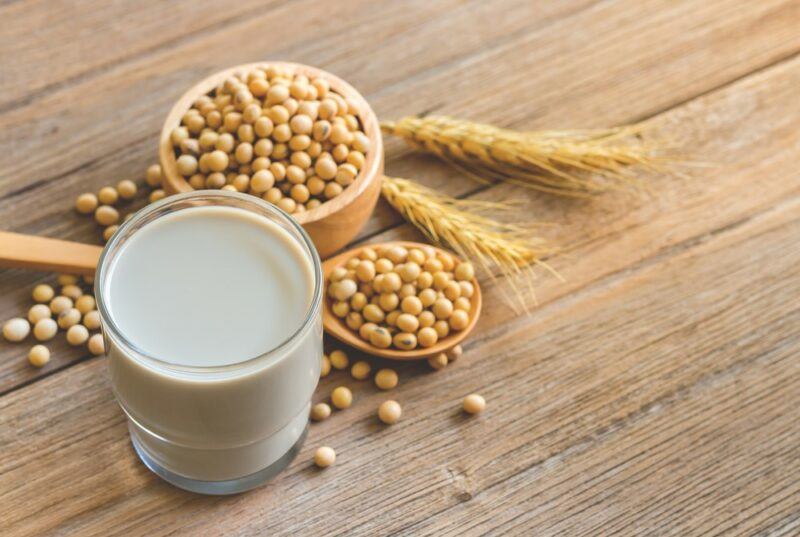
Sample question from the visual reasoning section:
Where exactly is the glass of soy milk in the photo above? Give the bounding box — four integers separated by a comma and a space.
95, 191, 322, 494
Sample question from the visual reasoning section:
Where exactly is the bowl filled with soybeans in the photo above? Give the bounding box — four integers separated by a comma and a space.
322, 241, 481, 360
159, 61, 383, 259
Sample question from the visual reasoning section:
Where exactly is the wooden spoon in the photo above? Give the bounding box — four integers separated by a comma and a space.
0, 231, 102, 276
322, 241, 481, 360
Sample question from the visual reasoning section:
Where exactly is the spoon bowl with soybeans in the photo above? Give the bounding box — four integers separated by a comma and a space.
322, 241, 481, 360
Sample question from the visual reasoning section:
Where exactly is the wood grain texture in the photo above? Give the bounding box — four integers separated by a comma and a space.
0, 0, 799, 535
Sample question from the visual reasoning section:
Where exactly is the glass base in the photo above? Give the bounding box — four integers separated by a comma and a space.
131, 425, 307, 495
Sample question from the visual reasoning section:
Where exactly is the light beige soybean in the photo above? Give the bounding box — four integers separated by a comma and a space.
386, 246, 408, 264
103, 225, 119, 242
347, 151, 365, 169
399, 283, 416, 299
66, 324, 89, 346
401, 294, 424, 315
58, 308, 81, 329
393, 332, 417, 350
95, 205, 119, 226
332, 301, 349, 318
83, 310, 101, 330
375, 258, 393, 274
28, 304, 51, 324
320, 354, 331, 377
385, 310, 401, 327
324, 182, 342, 199
346, 311, 363, 331
455, 262, 475, 282
32, 284, 55, 303
433, 298, 454, 320
417, 310, 436, 329
61, 284, 83, 300
145, 164, 163, 187
407, 248, 426, 265
417, 272, 434, 289
434, 320, 450, 339
445, 345, 464, 363
49, 296, 73, 315
332, 279, 357, 301
443, 281, 462, 301
290, 184, 310, 204
423, 258, 443, 273
432, 271, 450, 291
315, 157, 338, 180
117, 180, 137, 200
58, 274, 79, 285
355, 260, 376, 282
418, 326, 438, 348
329, 267, 348, 282
3, 318, 30, 342
33, 318, 58, 341
358, 322, 377, 341
398, 262, 421, 283
88, 333, 105, 355
427, 353, 448, 370
418, 288, 437, 308
374, 368, 398, 390
383, 273, 402, 292
350, 292, 367, 311
459, 281, 475, 298
28, 344, 51, 367
314, 446, 336, 468
75, 193, 99, 214
251, 170, 275, 193
311, 402, 331, 421
378, 293, 399, 312
98, 186, 119, 205
454, 297, 471, 312
366, 251, 385, 264
351, 361, 371, 380
362, 303, 385, 324
352, 132, 370, 153
438, 253, 455, 272
396, 313, 419, 333
331, 386, 353, 409
449, 309, 470, 331
369, 326, 392, 348
329, 349, 349, 370
378, 400, 401, 425
463, 394, 486, 415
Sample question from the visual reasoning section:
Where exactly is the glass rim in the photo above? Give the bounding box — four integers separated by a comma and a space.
94, 190, 323, 375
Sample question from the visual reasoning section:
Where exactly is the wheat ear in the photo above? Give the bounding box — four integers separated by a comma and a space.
381, 115, 668, 196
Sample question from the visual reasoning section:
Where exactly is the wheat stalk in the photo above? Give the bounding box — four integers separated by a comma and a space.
381, 115, 668, 196
381, 176, 556, 307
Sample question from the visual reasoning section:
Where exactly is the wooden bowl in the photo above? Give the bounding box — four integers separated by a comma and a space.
159, 61, 384, 259
322, 241, 482, 360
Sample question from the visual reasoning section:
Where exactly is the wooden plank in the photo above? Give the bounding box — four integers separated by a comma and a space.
1, 145, 797, 536
0, 0, 798, 394
0, 0, 282, 110
2, 40, 800, 535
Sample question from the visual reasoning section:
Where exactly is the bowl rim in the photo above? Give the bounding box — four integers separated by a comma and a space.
158, 61, 383, 225
321, 241, 482, 360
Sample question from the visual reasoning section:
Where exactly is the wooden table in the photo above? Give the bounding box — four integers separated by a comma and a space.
1, 1, 799, 535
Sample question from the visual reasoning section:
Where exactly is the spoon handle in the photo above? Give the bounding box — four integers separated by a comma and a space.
0, 231, 103, 276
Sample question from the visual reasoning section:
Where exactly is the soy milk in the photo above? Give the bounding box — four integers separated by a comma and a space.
97, 194, 322, 494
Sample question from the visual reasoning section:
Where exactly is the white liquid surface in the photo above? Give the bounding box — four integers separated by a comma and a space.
105, 205, 314, 367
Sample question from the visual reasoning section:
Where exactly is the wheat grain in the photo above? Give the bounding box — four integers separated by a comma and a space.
382, 115, 668, 196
